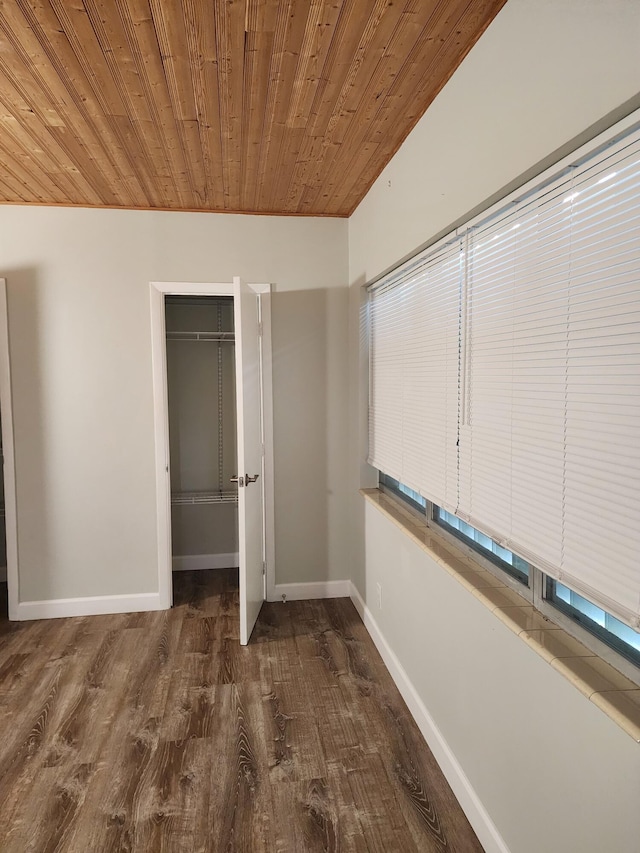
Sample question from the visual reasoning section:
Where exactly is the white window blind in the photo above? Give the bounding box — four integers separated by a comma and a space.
458, 172, 574, 575
368, 238, 462, 510
561, 136, 640, 625
460, 129, 640, 628
368, 276, 405, 482
368, 114, 640, 630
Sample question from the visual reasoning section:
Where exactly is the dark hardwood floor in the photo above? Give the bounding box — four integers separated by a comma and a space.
0, 570, 483, 852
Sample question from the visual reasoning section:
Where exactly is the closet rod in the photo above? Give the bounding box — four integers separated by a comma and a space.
166, 330, 235, 342
171, 490, 238, 506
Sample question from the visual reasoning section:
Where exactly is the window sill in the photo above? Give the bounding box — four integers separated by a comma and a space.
361, 487, 640, 743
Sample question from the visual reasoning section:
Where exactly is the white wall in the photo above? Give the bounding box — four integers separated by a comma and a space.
0, 206, 348, 603
363, 503, 640, 853
348, 1, 640, 851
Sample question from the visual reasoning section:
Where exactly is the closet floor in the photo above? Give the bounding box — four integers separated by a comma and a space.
0, 569, 483, 852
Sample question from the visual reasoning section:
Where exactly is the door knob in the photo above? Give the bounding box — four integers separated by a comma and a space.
230, 475, 244, 487
245, 473, 260, 484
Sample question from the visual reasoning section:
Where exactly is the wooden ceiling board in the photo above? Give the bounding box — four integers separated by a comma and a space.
0, 0, 508, 216
241, 0, 278, 210
1, 0, 147, 205
85, 0, 179, 206
0, 13, 107, 204
254, 0, 310, 211
125, 0, 196, 207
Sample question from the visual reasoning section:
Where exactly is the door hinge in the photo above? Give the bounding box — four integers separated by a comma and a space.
262, 561, 266, 576
258, 320, 263, 337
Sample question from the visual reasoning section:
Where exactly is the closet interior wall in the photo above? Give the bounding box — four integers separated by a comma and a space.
165, 296, 238, 570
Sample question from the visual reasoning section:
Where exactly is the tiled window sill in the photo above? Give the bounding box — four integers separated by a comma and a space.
361, 488, 640, 743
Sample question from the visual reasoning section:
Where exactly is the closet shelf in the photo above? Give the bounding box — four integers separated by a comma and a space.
171, 490, 238, 506
166, 330, 235, 342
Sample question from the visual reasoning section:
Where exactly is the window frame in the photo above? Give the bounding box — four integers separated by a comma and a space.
433, 504, 531, 587
534, 577, 640, 686
426, 499, 535, 605
379, 473, 428, 517
544, 578, 640, 668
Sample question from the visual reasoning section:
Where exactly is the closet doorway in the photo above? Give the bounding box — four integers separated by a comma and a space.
150, 279, 274, 644
165, 295, 238, 573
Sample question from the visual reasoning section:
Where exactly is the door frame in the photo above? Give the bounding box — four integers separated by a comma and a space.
0, 279, 20, 620
149, 280, 275, 609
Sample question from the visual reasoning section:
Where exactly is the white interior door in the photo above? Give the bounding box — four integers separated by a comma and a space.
233, 277, 264, 644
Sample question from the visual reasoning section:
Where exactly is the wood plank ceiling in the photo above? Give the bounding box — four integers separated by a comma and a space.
0, 0, 507, 217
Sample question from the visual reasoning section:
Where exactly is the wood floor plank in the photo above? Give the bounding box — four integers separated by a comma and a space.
324, 761, 371, 853
263, 688, 327, 783
345, 750, 424, 853
270, 776, 341, 853
207, 682, 274, 853
0, 573, 484, 852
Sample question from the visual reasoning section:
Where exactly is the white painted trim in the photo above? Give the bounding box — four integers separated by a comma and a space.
15, 592, 164, 622
150, 283, 172, 610
259, 290, 276, 603
150, 280, 242, 612
151, 281, 235, 296
0, 279, 19, 620
251, 283, 271, 295
172, 553, 239, 571
349, 582, 510, 853
149, 280, 275, 622
271, 580, 351, 602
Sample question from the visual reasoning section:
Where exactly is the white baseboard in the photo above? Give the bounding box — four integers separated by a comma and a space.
172, 553, 239, 572
15, 591, 165, 621
270, 579, 351, 602
349, 583, 511, 853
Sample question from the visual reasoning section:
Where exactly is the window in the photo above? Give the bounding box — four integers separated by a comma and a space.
434, 506, 530, 585
379, 474, 426, 513
369, 110, 640, 677
546, 579, 640, 668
